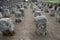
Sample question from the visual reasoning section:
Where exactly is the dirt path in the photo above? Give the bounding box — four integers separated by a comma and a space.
0, 5, 60, 40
